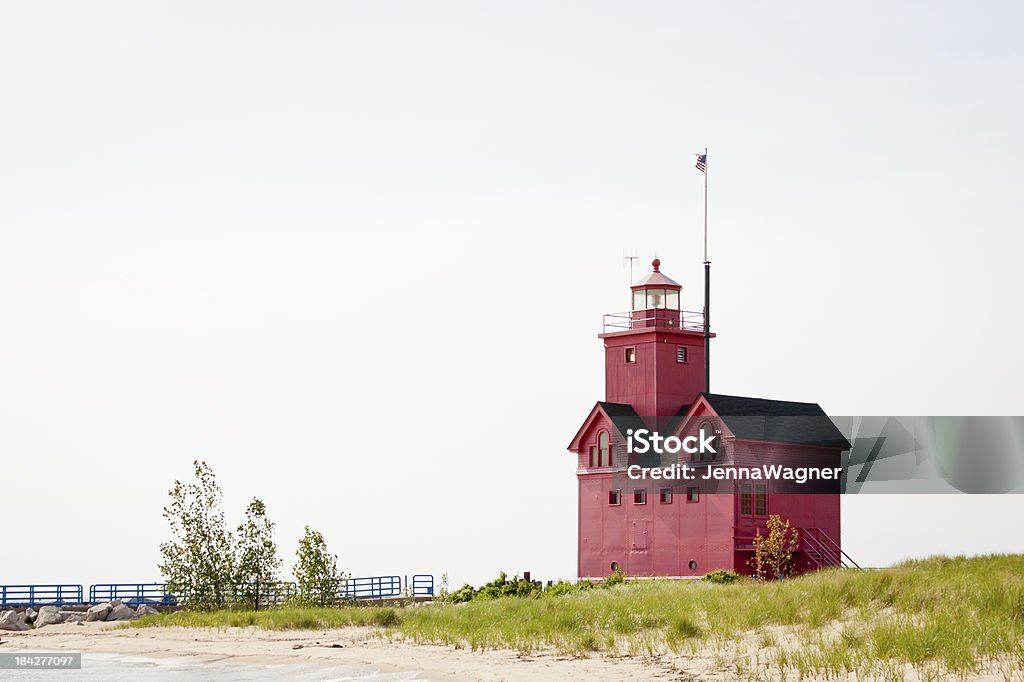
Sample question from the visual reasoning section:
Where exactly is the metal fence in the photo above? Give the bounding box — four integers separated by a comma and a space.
89, 583, 177, 606
0, 584, 83, 608
342, 575, 403, 600
1, 575, 434, 608
410, 574, 434, 597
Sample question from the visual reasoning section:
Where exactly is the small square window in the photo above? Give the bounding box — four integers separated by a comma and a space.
686, 487, 699, 503
676, 346, 687, 364
633, 489, 646, 505
660, 488, 672, 504
624, 347, 636, 363
609, 490, 621, 506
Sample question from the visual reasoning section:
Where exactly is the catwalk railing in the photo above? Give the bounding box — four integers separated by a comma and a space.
603, 309, 706, 334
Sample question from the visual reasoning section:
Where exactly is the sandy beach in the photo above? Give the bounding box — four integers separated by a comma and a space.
4, 620, 1022, 681
0, 622, 688, 681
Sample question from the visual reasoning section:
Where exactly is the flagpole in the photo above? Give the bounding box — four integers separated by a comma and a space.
703, 147, 711, 396
703, 146, 708, 262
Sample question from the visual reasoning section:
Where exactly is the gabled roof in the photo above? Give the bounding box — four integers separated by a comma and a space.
597, 401, 648, 438
699, 393, 851, 450
567, 401, 648, 451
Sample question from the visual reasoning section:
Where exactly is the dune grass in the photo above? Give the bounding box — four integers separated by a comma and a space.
131, 605, 401, 630
131, 554, 1024, 679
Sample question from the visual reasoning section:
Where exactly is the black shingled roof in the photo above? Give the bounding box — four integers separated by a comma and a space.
596, 402, 648, 439
702, 393, 851, 450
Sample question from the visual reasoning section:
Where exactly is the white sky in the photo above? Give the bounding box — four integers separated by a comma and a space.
1, 1, 1022, 588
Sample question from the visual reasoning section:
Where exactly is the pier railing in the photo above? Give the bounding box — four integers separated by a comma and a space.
2, 575, 434, 608
340, 574, 434, 600
89, 583, 177, 606
410, 574, 434, 597
342, 575, 402, 600
0, 584, 83, 608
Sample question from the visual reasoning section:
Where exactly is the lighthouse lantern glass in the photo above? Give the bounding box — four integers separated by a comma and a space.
632, 287, 680, 310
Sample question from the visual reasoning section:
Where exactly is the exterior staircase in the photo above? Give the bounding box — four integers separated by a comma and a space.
733, 524, 861, 571
799, 527, 860, 569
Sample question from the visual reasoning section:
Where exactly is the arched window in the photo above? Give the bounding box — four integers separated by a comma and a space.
698, 421, 719, 461
598, 431, 611, 467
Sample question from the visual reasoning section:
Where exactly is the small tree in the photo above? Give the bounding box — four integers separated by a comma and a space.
159, 461, 235, 610
293, 526, 342, 606
233, 498, 281, 610
749, 514, 800, 581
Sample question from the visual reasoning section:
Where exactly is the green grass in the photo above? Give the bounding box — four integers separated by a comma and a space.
131, 554, 1024, 679
131, 606, 401, 630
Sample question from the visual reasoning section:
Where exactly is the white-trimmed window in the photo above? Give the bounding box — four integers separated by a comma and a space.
598, 431, 612, 467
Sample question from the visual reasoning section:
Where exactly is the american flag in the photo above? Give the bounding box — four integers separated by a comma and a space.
695, 153, 706, 173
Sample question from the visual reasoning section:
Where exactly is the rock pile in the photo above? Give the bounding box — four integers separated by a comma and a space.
0, 600, 162, 630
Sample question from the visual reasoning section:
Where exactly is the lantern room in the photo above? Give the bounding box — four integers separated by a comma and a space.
630, 258, 683, 329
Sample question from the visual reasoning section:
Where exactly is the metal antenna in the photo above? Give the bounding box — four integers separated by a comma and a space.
623, 249, 639, 306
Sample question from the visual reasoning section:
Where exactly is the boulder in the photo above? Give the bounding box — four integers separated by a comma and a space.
136, 605, 160, 617
62, 612, 86, 624
105, 603, 135, 621
0, 610, 28, 632
24, 608, 37, 624
34, 606, 63, 628
85, 603, 111, 622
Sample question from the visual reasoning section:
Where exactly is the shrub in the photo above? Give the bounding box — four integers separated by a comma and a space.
447, 583, 477, 603
476, 572, 540, 599
749, 514, 800, 581
544, 580, 596, 597
704, 569, 741, 584
605, 568, 626, 586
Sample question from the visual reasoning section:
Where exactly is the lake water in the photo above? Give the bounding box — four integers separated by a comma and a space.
5, 651, 426, 681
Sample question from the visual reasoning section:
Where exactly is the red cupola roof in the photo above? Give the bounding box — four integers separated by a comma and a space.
630, 258, 681, 290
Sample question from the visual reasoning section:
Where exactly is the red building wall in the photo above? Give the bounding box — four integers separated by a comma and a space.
601, 329, 706, 418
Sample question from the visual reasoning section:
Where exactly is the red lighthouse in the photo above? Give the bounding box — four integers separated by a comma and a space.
568, 259, 852, 579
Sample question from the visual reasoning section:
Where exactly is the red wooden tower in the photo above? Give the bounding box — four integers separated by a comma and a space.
568, 259, 851, 579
